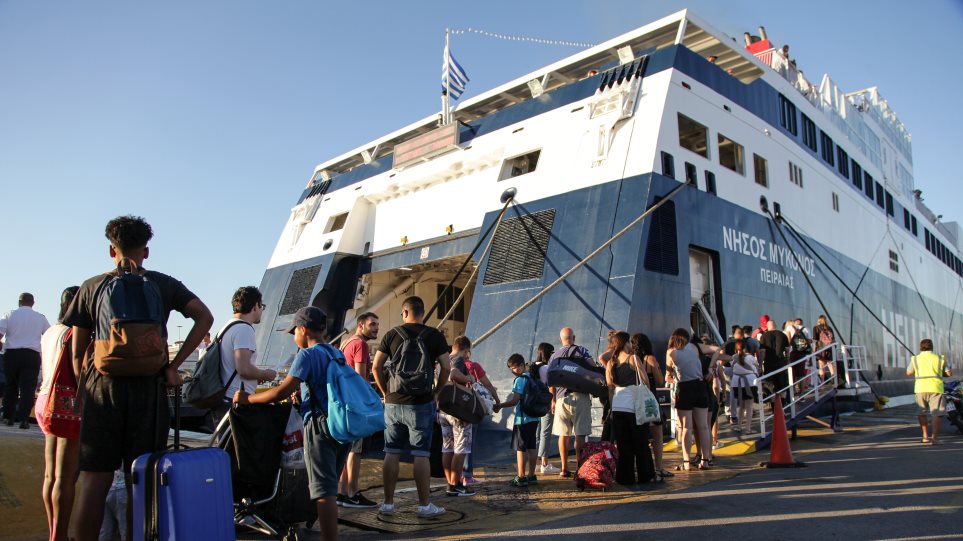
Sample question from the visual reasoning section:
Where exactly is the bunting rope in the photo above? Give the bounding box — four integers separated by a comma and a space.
448, 27, 595, 49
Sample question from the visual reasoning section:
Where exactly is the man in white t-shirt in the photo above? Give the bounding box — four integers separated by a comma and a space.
213, 286, 275, 423
0, 293, 51, 428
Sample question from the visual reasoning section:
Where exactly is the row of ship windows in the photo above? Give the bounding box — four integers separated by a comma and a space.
678, 108, 962, 278
661, 150, 841, 215
778, 96, 961, 277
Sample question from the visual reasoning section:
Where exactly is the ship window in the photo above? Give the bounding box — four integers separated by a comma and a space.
325, 212, 349, 233
753, 154, 768, 187
889, 250, 899, 273
820, 131, 835, 166
911, 215, 918, 236
778, 94, 798, 136
279, 264, 322, 316
801, 114, 817, 152
851, 161, 863, 189
643, 198, 679, 275
436, 284, 465, 322
661, 151, 676, 179
903, 209, 911, 230
885, 192, 894, 216
483, 208, 555, 285
837, 147, 849, 179
717, 134, 745, 175
831, 192, 840, 212
499, 150, 541, 180
875, 182, 885, 208
789, 161, 803, 187
925, 230, 931, 251
678, 113, 709, 158
704, 170, 717, 195
685, 162, 697, 185
864, 172, 875, 199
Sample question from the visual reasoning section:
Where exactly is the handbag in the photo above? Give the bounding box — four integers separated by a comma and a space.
37, 328, 83, 439
437, 383, 485, 424
280, 408, 306, 469
632, 356, 661, 425
469, 372, 494, 416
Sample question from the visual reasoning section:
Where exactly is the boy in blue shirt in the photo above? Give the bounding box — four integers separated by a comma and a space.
235, 306, 349, 541
493, 354, 539, 487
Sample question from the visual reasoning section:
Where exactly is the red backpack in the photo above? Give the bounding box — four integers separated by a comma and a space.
36, 328, 82, 440
575, 441, 618, 491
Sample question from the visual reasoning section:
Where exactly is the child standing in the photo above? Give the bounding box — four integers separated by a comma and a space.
494, 354, 539, 487
235, 306, 349, 541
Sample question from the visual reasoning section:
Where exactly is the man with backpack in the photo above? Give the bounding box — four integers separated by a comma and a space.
371, 296, 451, 518
63, 215, 213, 541
212, 286, 276, 423
337, 312, 380, 508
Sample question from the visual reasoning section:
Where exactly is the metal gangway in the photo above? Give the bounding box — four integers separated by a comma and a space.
751, 342, 864, 447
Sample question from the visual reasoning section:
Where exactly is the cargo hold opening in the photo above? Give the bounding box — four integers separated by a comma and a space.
343, 255, 477, 346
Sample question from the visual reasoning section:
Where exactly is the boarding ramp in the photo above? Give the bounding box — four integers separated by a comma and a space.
754, 343, 851, 448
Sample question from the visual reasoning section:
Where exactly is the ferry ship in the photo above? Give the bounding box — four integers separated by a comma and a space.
253, 10, 962, 400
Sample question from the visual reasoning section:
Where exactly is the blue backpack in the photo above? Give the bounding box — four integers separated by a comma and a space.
316, 344, 386, 444
93, 259, 167, 376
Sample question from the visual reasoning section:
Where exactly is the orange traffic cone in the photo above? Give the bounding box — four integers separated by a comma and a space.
765, 394, 805, 468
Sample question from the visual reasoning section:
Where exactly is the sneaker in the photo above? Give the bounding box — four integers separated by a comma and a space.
336, 493, 347, 507
416, 502, 446, 518
539, 464, 560, 474
509, 475, 529, 487
462, 475, 481, 486
342, 492, 378, 508
446, 484, 476, 497
526, 474, 538, 485
378, 503, 395, 516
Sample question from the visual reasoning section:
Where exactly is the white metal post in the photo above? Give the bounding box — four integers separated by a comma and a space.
787, 360, 797, 419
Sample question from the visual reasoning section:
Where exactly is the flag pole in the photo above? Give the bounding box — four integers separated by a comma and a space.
443, 29, 451, 125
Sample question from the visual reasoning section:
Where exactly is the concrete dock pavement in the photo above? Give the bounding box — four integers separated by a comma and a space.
1, 404, 959, 540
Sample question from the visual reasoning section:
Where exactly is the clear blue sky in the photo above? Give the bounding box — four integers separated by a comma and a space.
2, 1, 961, 340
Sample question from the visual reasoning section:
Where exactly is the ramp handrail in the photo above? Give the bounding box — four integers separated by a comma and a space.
754, 343, 841, 437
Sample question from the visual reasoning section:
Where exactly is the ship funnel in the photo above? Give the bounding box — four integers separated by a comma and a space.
501, 187, 517, 204
758, 26, 768, 41
743, 32, 752, 46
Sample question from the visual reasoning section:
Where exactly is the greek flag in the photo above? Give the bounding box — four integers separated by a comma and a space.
442, 45, 469, 100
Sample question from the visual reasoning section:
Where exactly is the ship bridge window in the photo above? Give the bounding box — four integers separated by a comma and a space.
837, 147, 850, 179
717, 134, 745, 175
677, 113, 709, 158
685, 162, 697, 185
851, 161, 863, 189
753, 154, 768, 187
885, 192, 895, 217
875, 182, 885, 208
904, 209, 911, 230
864, 172, 875, 199
778, 94, 798, 136
499, 150, 541, 180
802, 114, 817, 152
820, 131, 835, 166
325, 212, 349, 233
911, 215, 918, 236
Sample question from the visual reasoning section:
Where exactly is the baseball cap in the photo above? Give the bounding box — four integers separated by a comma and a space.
284, 306, 327, 334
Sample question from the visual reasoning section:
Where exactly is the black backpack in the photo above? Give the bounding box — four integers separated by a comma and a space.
791, 331, 811, 353
384, 327, 435, 397
521, 365, 552, 418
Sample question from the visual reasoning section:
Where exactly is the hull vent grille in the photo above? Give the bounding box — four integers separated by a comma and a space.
483, 209, 555, 285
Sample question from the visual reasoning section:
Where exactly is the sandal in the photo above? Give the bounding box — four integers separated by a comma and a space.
675, 462, 691, 472
698, 460, 711, 470
658, 468, 675, 478
560, 470, 573, 478
921, 437, 930, 444
652, 471, 665, 483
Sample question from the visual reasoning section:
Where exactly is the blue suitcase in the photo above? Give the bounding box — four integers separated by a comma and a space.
132, 447, 236, 541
